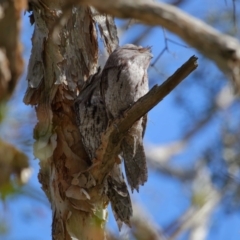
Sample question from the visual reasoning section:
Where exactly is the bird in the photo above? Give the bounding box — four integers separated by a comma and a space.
101, 44, 152, 192
75, 69, 132, 229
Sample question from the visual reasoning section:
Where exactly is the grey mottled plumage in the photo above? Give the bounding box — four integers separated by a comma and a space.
107, 160, 132, 230
75, 69, 107, 163
101, 44, 152, 192
75, 69, 132, 229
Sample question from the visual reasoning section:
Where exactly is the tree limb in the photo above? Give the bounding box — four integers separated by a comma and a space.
91, 55, 198, 183
76, 0, 240, 92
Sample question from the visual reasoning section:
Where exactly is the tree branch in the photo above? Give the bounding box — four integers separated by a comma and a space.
76, 0, 240, 92
91, 55, 198, 183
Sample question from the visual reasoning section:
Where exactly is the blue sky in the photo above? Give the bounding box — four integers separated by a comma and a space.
1, 1, 240, 239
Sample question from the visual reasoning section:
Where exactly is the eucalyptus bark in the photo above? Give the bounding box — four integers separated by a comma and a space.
24, 2, 107, 239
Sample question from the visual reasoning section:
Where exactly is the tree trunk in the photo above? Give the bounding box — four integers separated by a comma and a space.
24, 1, 198, 239
24, 1, 110, 239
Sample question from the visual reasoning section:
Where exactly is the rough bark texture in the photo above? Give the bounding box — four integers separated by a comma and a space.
24, 1, 108, 239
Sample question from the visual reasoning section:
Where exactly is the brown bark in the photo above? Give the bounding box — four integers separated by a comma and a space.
24, 1, 106, 239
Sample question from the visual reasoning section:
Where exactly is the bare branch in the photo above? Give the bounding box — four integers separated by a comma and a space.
90, 55, 198, 183
75, 0, 240, 92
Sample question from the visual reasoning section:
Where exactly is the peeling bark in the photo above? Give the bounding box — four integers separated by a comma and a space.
24, 1, 108, 239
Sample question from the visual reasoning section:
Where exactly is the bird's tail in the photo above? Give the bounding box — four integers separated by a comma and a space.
107, 162, 132, 230
121, 134, 148, 192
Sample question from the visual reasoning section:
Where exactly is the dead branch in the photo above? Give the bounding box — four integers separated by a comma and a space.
75, 0, 240, 92
91, 55, 198, 183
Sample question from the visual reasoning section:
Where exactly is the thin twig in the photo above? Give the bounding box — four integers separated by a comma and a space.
152, 28, 189, 67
